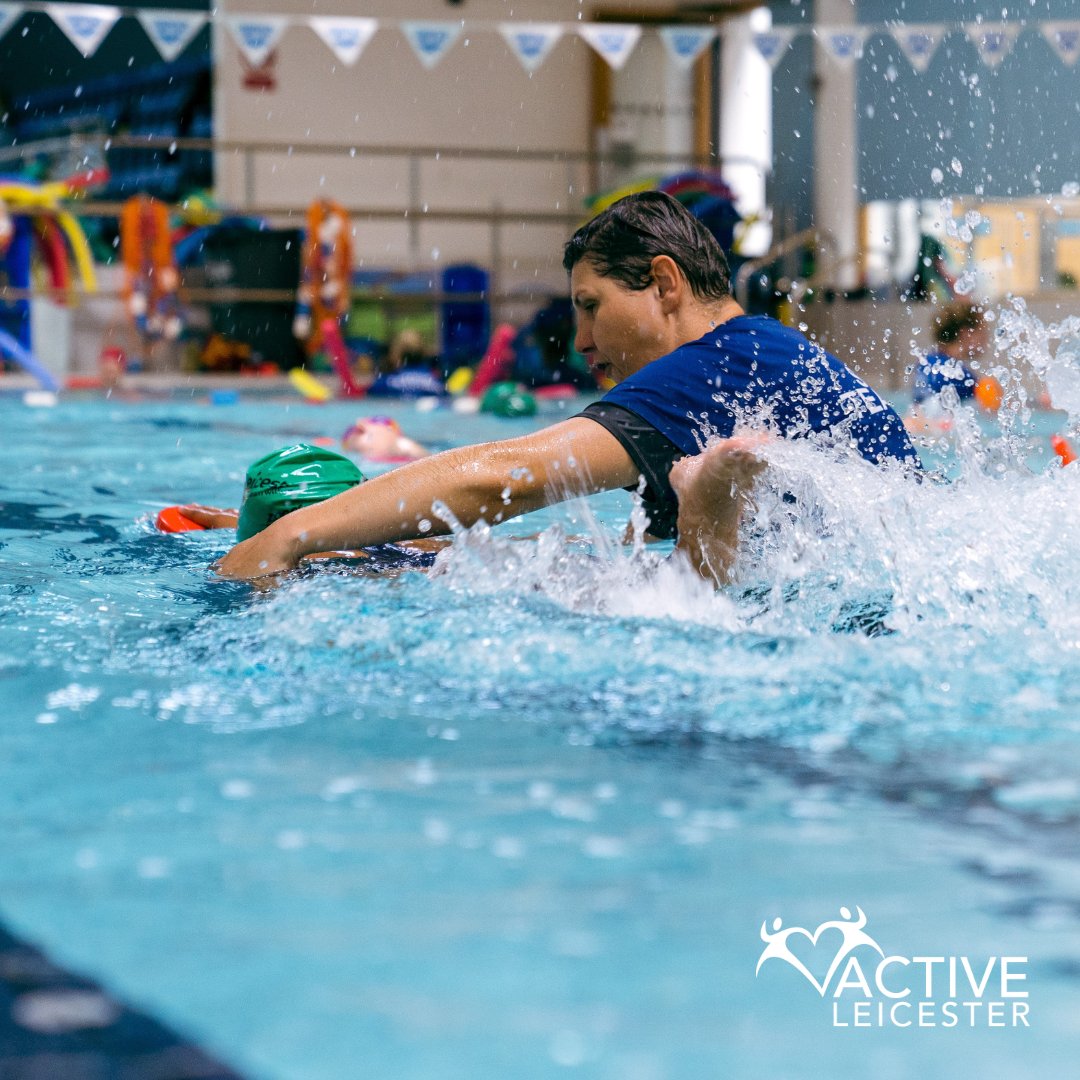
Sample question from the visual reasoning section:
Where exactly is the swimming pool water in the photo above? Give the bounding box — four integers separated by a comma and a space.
2, 377, 1080, 1079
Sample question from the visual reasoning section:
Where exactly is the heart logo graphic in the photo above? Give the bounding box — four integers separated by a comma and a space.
756, 907, 884, 996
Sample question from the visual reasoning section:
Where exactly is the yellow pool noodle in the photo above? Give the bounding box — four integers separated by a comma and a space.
289, 367, 333, 402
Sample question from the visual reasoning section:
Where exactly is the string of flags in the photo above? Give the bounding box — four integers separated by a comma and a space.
2, 4, 1079, 74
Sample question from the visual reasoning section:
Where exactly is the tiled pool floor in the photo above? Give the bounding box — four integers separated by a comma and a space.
0, 920, 244, 1080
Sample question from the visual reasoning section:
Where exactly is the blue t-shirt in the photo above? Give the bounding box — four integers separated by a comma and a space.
601, 315, 918, 466
912, 351, 977, 404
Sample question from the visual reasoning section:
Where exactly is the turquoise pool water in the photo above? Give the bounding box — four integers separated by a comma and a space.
3, 350, 1080, 1078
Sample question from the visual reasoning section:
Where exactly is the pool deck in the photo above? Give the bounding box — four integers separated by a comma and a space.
0, 920, 245, 1080
0, 372, 317, 399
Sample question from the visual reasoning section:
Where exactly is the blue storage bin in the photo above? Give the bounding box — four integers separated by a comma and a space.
440, 263, 489, 366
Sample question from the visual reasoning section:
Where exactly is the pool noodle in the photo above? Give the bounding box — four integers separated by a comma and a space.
35, 219, 69, 292
4, 216, 32, 334
0, 327, 60, 392
288, 366, 333, 402
470, 324, 517, 396
320, 318, 365, 399
56, 209, 98, 292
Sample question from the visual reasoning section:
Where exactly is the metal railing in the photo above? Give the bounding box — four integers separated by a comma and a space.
733, 227, 828, 309
1, 132, 776, 329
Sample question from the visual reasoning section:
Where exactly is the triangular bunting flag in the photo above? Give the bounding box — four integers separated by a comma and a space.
0, 3, 24, 42
578, 23, 642, 71
226, 15, 289, 68
401, 21, 462, 70
892, 23, 944, 73
1041, 21, 1080, 66
658, 26, 717, 71
815, 26, 869, 66
310, 16, 377, 67
498, 22, 563, 74
46, 3, 119, 58
752, 27, 797, 68
965, 23, 1019, 69
136, 10, 207, 63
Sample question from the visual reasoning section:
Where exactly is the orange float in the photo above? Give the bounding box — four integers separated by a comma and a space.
120, 195, 181, 340
155, 506, 207, 533
973, 375, 1003, 412
293, 200, 353, 356
1051, 434, 1077, 467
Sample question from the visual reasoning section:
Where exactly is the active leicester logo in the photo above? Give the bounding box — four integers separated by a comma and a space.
755, 907, 1030, 1029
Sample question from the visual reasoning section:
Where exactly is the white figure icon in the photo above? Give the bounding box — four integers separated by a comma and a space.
756, 906, 884, 995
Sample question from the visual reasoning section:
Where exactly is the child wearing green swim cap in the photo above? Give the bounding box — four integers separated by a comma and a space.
167, 443, 365, 537
166, 443, 448, 571
235, 443, 367, 542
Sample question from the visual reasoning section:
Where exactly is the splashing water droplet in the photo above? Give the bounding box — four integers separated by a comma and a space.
954, 271, 977, 296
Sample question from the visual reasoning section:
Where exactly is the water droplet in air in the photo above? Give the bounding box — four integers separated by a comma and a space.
954, 271, 977, 296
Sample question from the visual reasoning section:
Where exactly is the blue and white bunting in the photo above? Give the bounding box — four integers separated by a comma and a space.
1041, 21, 1080, 67
136, 9, 207, 63
892, 23, 944, 73
816, 26, 869, 66
0, 3, 23, 41
401, 21, 462, 70
46, 3, 120, 58
578, 23, 642, 71
498, 22, 562, 74
226, 15, 288, 68
310, 16, 377, 67
752, 27, 797, 68
7, 13, 1080, 78
965, 23, 1019, 69
658, 25, 716, 71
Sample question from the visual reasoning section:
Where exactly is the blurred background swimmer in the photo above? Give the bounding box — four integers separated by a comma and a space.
341, 416, 428, 463
905, 301, 1003, 434
367, 329, 448, 399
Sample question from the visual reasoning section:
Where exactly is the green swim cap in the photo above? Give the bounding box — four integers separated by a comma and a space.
480, 381, 537, 418
236, 443, 365, 542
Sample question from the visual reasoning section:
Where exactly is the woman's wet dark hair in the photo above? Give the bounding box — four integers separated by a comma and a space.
562, 190, 731, 301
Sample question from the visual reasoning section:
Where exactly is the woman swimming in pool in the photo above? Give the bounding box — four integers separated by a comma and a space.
213, 192, 919, 587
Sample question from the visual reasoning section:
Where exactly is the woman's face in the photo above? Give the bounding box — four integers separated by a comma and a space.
570, 258, 669, 385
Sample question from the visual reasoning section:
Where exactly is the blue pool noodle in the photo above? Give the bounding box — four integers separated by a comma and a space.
0, 327, 60, 392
